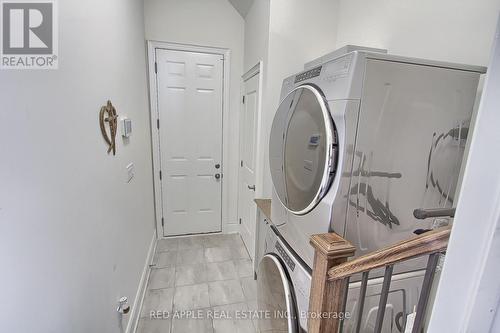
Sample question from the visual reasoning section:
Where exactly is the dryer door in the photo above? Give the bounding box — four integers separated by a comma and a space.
270, 85, 339, 215
257, 254, 299, 333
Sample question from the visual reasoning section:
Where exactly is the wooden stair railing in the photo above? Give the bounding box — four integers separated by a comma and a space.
308, 225, 452, 333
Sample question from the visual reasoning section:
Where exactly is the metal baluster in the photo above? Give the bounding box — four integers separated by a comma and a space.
339, 277, 350, 333
411, 253, 441, 333
374, 265, 394, 333
354, 271, 369, 333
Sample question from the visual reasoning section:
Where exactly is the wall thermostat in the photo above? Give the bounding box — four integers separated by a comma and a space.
121, 118, 132, 138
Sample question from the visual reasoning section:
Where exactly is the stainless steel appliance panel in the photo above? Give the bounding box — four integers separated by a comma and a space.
345, 59, 480, 264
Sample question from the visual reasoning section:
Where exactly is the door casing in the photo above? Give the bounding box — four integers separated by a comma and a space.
147, 41, 231, 239
237, 61, 264, 259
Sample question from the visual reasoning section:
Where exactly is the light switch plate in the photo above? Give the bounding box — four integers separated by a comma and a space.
126, 163, 135, 183
121, 117, 132, 137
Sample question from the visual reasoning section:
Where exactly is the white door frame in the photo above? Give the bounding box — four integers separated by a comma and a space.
147, 41, 231, 239
237, 61, 264, 251
239, 61, 264, 199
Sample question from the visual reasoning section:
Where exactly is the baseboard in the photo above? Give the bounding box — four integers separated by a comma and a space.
126, 231, 157, 333
223, 223, 241, 234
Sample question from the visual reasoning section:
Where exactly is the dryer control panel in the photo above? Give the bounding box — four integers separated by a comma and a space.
279, 51, 365, 101
294, 66, 322, 83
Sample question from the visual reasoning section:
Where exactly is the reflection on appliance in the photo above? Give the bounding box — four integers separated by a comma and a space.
346, 120, 470, 231
425, 122, 469, 206
348, 181, 401, 229
348, 151, 402, 229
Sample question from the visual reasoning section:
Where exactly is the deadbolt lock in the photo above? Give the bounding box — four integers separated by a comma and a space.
215, 163, 220, 169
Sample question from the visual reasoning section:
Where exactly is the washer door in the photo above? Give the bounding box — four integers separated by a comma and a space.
257, 254, 299, 333
269, 85, 338, 215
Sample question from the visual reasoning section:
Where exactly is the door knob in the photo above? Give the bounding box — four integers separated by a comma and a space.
248, 185, 256, 191
215, 173, 221, 180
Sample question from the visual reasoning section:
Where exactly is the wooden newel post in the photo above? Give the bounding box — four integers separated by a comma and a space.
308, 233, 356, 333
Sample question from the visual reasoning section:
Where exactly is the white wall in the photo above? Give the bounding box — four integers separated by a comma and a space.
144, 0, 245, 227
0, 0, 154, 332
244, 0, 270, 73
428, 16, 500, 332
261, 0, 341, 196
336, 0, 500, 66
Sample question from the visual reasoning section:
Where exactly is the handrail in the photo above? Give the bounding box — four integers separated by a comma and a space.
328, 225, 451, 281
308, 225, 453, 333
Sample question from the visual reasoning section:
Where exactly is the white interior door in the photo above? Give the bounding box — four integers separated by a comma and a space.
238, 71, 259, 257
155, 48, 223, 236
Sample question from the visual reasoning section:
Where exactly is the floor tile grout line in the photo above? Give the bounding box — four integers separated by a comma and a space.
144, 234, 252, 333
169, 283, 174, 333
148, 276, 252, 292
143, 285, 253, 310
155, 257, 251, 269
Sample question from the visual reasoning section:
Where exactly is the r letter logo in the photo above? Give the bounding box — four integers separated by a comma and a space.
1, 0, 58, 69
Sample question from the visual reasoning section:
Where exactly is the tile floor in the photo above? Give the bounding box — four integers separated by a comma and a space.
136, 233, 258, 333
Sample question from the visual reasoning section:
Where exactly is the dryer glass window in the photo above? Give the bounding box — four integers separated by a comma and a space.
269, 85, 338, 215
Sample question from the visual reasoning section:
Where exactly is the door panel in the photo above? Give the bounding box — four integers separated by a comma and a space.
156, 49, 223, 236
238, 72, 259, 257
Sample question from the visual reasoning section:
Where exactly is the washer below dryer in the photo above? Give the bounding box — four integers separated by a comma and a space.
256, 224, 426, 332
257, 224, 312, 333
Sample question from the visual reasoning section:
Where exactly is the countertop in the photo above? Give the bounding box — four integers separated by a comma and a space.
254, 198, 271, 221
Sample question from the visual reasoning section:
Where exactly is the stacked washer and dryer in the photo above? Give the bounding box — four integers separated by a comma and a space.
256, 47, 486, 332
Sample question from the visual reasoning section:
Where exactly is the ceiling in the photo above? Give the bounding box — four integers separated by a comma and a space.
228, 0, 255, 18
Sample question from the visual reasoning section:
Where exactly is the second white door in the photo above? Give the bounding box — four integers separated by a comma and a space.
155, 48, 223, 236
238, 70, 260, 257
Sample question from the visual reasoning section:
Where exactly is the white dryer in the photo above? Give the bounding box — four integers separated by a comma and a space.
267, 49, 485, 332
269, 50, 485, 271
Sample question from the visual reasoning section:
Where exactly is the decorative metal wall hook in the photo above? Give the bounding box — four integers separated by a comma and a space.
99, 100, 118, 155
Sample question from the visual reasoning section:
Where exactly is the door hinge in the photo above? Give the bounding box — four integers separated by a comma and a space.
159, 170, 162, 180
161, 217, 164, 227
240, 160, 243, 167
242, 95, 245, 104
154, 62, 158, 74
239, 218, 242, 224
157, 119, 160, 129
